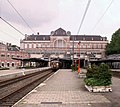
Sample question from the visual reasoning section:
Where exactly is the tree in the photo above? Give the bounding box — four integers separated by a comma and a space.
106, 28, 120, 55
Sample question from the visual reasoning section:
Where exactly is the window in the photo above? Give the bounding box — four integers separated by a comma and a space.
42, 44, 45, 47
80, 45, 82, 48
7, 63, 10, 67
25, 44, 27, 48
12, 63, 15, 67
17, 55, 20, 58
7, 54, 10, 57
103, 44, 106, 48
47, 45, 50, 47
29, 44, 32, 48
38, 44, 41, 47
96, 44, 98, 48
20, 43, 24, 49
87, 44, 90, 48
74, 37, 76, 40
92, 44, 94, 49
83, 37, 85, 40
43, 37, 45, 40
94, 44, 96, 48
33, 44, 36, 48
98, 44, 101, 48
54, 39, 66, 47
11, 55, 14, 58
83, 44, 86, 48
2, 63, 4, 67
1, 54, 5, 57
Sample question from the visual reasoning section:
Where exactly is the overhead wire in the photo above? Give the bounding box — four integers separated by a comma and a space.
77, 0, 91, 35
0, 1, 15, 44
0, 0, 25, 37
0, 17, 25, 36
0, 37, 16, 44
0, 28, 19, 42
0, 0, 2, 17
7, 0, 35, 33
0, 39, 13, 44
90, 0, 115, 33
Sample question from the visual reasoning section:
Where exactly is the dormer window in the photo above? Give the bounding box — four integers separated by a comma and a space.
51, 28, 67, 36
103, 38, 105, 41
83, 37, 85, 40
43, 37, 45, 40
74, 37, 76, 40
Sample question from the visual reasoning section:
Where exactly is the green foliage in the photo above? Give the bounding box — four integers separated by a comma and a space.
84, 63, 112, 86
86, 64, 99, 78
71, 64, 78, 71
84, 78, 112, 86
106, 28, 120, 55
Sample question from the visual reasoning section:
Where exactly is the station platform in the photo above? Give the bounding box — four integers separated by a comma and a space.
0, 67, 51, 76
13, 69, 111, 107
0, 67, 51, 82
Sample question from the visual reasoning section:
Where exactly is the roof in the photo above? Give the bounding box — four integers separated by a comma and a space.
51, 28, 67, 36
70, 35, 107, 41
7, 45, 20, 51
12, 57, 49, 62
22, 28, 107, 41
24, 35, 50, 41
90, 59, 120, 63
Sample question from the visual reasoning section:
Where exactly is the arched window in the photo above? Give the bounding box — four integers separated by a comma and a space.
7, 63, 10, 67
54, 39, 66, 47
12, 63, 15, 67
2, 63, 4, 67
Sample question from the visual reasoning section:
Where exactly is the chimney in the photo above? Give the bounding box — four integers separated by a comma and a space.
25, 34, 28, 39
51, 31, 55, 35
67, 31, 71, 36
37, 32, 39, 35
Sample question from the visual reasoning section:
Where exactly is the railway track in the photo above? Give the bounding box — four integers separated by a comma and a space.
0, 69, 54, 107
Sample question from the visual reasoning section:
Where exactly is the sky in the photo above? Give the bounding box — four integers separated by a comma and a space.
0, 0, 120, 46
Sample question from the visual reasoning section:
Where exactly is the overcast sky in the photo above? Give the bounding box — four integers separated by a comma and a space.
0, 0, 120, 46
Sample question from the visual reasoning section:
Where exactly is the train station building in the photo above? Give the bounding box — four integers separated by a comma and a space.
0, 42, 29, 68
20, 28, 108, 67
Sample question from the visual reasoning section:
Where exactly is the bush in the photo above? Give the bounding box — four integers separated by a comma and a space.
84, 63, 112, 86
86, 64, 99, 78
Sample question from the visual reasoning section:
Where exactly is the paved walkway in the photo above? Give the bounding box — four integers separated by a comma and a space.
13, 69, 111, 107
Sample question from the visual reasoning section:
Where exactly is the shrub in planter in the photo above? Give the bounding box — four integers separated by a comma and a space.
86, 64, 99, 79
84, 63, 112, 92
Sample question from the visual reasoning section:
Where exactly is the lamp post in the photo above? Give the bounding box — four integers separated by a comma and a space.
72, 36, 74, 66
78, 41, 81, 74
